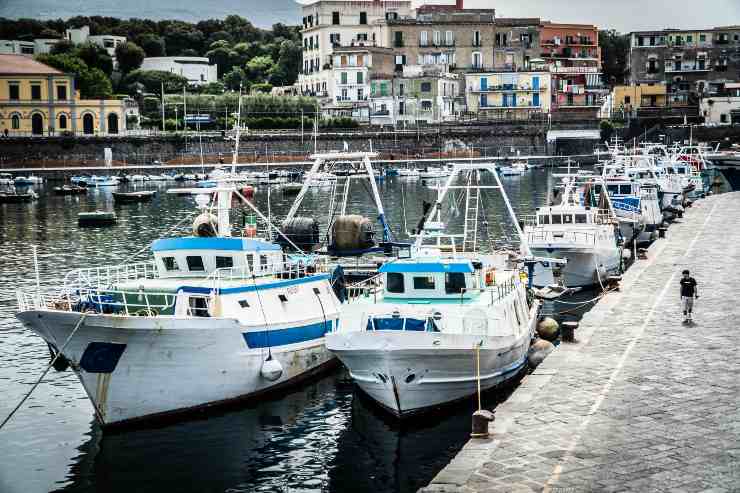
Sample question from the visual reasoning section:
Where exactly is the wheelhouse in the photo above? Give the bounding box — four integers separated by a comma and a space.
378, 260, 488, 301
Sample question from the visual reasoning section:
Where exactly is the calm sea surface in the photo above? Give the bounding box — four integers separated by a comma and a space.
0, 169, 590, 493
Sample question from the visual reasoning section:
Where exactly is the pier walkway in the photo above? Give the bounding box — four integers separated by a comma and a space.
423, 192, 740, 493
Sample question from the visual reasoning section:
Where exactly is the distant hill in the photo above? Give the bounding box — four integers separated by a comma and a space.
0, 0, 301, 28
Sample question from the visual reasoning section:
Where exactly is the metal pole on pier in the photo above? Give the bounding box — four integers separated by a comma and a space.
160, 82, 165, 133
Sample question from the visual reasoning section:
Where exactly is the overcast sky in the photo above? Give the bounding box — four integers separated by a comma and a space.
432, 0, 740, 32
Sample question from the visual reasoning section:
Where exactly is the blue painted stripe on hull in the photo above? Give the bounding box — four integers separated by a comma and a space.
178, 273, 330, 295
243, 320, 333, 348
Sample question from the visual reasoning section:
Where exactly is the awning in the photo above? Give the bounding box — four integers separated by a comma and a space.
546, 129, 601, 142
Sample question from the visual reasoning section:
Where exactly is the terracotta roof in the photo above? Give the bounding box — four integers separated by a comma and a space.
0, 54, 64, 75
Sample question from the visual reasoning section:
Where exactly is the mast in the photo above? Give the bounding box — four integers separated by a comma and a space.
232, 84, 243, 174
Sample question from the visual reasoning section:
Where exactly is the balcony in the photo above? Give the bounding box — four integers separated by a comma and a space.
664, 64, 711, 73
470, 84, 547, 93
418, 41, 455, 48
479, 104, 541, 109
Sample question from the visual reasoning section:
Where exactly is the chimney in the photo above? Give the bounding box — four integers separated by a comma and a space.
455, 0, 463, 10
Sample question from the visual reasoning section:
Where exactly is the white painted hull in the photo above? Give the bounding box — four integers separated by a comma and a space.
16, 310, 336, 427
327, 330, 529, 417
530, 248, 621, 288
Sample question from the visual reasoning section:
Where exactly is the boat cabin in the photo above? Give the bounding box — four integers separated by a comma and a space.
378, 259, 489, 301
533, 206, 608, 226
152, 237, 283, 278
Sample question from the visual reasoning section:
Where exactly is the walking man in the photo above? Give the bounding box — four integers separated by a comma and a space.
680, 269, 698, 323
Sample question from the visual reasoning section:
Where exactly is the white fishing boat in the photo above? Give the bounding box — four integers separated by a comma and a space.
15, 185, 343, 428
0, 173, 14, 185
326, 163, 541, 418
499, 161, 529, 176
418, 166, 451, 179
524, 176, 622, 288
14, 175, 44, 185
88, 175, 120, 187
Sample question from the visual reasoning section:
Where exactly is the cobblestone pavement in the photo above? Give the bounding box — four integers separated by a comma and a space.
422, 192, 740, 493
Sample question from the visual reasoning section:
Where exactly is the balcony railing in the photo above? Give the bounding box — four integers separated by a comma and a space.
665, 65, 710, 73
471, 85, 547, 93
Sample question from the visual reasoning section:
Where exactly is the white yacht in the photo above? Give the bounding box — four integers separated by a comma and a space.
525, 177, 622, 288
326, 163, 540, 417
16, 186, 342, 428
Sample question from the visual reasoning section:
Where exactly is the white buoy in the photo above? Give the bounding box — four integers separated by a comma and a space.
260, 357, 283, 381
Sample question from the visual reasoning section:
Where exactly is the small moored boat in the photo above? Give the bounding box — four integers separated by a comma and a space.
54, 185, 88, 195
113, 191, 156, 203
78, 211, 117, 226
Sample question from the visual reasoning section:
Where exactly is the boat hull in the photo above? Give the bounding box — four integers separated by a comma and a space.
327, 331, 529, 417
16, 310, 336, 427
530, 248, 621, 288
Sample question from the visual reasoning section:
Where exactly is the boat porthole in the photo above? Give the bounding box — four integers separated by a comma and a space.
433, 340, 441, 346
405, 373, 416, 384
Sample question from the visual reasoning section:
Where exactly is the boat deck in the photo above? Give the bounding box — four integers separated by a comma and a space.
422, 192, 740, 492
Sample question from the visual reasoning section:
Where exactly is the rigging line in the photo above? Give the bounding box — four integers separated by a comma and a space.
121, 210, 197, 265
401, 180, 408, 236
0, 313, 88, 432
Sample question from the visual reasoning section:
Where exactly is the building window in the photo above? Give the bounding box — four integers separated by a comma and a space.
445, 31, 454, 46
330, 33, 340, 45
420, 31, 428, 46
421, 100, 432, 111
332, 11, 340, 25
31, 84, 41, 100
356, 72, 363, 84
648, 59, 658, 73
359, 11, 367, 24
186, 256, 205, 272
394, 31, 403, 47
420, 82, 431, 92
687, 35, 693, 43
59, 114, 67, 129
162, 256, 178, 271
433, 31, 440, 46
11, 114, 20, 129
700, 34, 706, 42
473, 30, 481, 47
9, 83, 19, 100
340, 72, 347, 84
472, 52, 482, 68
399, 83, 405, 96
56, 85, 67, 100
398, 101, 405, 115
624, 96, 631, 105
357, 87, 364, 100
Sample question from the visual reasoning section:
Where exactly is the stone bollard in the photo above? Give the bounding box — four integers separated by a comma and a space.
561, 321, 579, 343
471, 409, 495, 438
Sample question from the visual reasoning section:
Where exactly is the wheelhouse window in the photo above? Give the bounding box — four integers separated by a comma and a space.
575, 214, 588, 224
387, 273, 405, 293
189, 296, 209, 317
260, 255, 268, 269
551, 215, 562, 225
162, 256, 178, 271
539, 215, 550, 225
413, 276, 436, 290
246, 253, 254, 272
445, 272, 466, 294
186, 256, 205, 272
238, 299, 250, 308
563, 214, 573, 224
216, 256, 233, 269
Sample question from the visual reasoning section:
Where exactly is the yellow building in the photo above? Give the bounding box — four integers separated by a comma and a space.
0, 54, 126, 136
613, 83, 667, 112
465, 71, 552, 117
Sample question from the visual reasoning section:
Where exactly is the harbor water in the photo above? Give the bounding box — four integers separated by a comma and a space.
0, 168, 594, 493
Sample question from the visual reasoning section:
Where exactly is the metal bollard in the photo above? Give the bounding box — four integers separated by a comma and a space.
561, 321, 579, 343
471, 409, 495, 438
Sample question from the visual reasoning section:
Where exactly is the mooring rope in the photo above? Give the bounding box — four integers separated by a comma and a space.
0, 313, 88, 432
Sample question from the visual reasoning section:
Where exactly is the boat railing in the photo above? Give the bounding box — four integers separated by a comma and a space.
62, 261, 159, 293
527, 230, 598, 246
358, 311, 517, 337
207, 257, 332, 289
17, 287, 178, 317
345, 274, 384, 304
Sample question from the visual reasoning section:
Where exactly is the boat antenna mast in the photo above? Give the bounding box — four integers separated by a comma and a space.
232, 83, 243, 175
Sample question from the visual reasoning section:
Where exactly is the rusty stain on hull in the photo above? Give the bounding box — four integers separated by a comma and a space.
95, 373, 112, 421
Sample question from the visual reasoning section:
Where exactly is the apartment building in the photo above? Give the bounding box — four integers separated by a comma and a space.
141, 57, 218, 86
464, 70, 551, 118
384, 2, 496, 73
539, 22, 605, 117
613, 83, 668, 114
391, 66, 460, 125
494, 18, 541, 70
629, 26, 740, 105
327, 45, 395, 121
0, 40, 35, 56
299, 0, 413, 99
700, 82, 740, 125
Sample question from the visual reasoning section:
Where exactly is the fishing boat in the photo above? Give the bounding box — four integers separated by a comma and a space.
0, 173, 14, 185
418, 166, 450, 179
112, 191, 157, 203
326, 163, 541, 418
524, 176, 622, 288
0, 189, 38, 203
14, 175, 43, 185
17, 180, 343, 428
88, 176, 120, 187
499, 161, 529, 176
53, 185, 88, 196
78, 211, 117, 226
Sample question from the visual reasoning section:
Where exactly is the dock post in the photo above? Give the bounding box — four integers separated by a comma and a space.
471, 409, 495, 438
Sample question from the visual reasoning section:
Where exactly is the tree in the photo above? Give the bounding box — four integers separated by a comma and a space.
115, 41, 145, 74
206, 45, 232, 78
74, 42, 114, 76
124, 69, 188, 94
223, 67, 247, 91
600, 30, 630, 86
199, 81, 225, 94
50, 39, 75, 55
137, 33, 166, 57
35, 53, 113, 98
245, 55, 274, 83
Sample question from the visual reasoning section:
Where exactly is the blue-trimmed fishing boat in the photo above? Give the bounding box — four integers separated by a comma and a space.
16, 185, 342, 428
